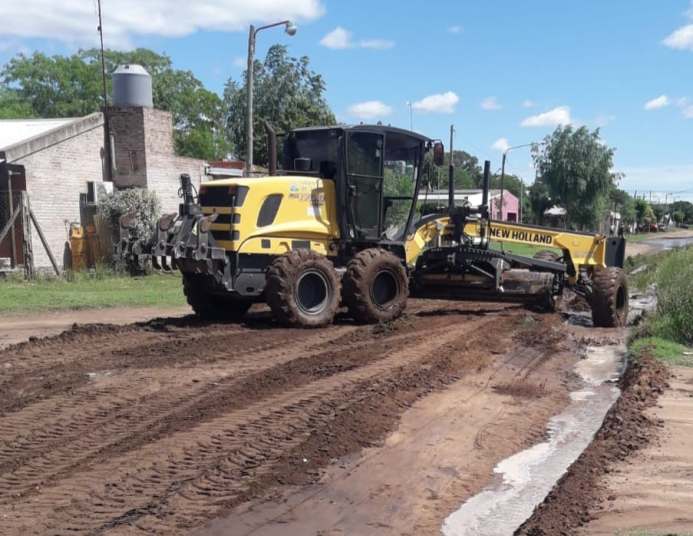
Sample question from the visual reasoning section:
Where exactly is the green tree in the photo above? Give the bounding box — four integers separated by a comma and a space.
0, 87, 36, 118
0, 49, 228, 160
671, 200, 693, 223
634, 199, 655, 227
532, 126, 618, 230
223, 45, 335, 166
673, 210, 685, 225
609, 188, 636, 224
527, 179, 553, 225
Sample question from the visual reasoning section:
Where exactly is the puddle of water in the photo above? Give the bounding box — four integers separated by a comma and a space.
441, 344, 624, 536
645, 236, 693, 251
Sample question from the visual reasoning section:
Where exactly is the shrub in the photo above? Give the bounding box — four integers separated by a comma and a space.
653, 247, 693, 344
98, 188, 160, 240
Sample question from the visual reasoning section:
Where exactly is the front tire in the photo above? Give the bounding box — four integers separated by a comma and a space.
265, 250, 340, 328
183, 274, 251, 321
342, 248, 408, 324
591, 267, 629, 327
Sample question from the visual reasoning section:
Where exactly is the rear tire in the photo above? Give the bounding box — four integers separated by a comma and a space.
342, 248, 408, 324
265, 250, 340, 328
591, 267, 629, 327
183, 274, 251, 321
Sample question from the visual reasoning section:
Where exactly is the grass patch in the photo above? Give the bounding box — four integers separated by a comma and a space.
630, 337, 693, 367
0, 271, 185, 314
490, 241, 561, 258
652, 247, 693, 344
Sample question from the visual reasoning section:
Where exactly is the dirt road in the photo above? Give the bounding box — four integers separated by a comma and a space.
0, 306, 188, 350
0, 299, 586, 535
577, 365, 693, 535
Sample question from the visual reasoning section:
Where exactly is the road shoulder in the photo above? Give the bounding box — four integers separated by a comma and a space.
578, 365, 693, 535
0, 306, 188, 349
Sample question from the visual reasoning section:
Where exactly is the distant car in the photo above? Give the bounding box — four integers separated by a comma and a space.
681, 223, 689, 229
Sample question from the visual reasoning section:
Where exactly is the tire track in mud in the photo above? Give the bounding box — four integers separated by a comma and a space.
0, 324, 357, 484
0, 313, 508, 536
0, 306, 502, 469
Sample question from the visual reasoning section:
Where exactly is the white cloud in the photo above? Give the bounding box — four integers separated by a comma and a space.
448, 25, 463, 34
320, 26, 394, 50
411, 91, 459, 114
522, 99, 536, 108
663, 2, 693, 51
320, 26, 352, 49
676, 97, 693, 119
232, 56, 245, 68
0, 0, 325, 48
481, 96, 501, 111
521, 106, 572, 127
644, 94, 670, 110
663, 24, 693, 50
492, 137, 510, 152
359, 38, 394, 49
348, 100, 392, 119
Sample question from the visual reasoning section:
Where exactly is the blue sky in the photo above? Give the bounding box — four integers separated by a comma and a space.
1, 0, 692, 200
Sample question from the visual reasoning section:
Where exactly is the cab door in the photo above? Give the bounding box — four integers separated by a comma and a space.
345, 131, 384, 240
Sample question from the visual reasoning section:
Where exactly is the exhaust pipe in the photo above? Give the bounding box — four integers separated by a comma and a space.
482, 160, 490, 217
448, 125, 455, 213
263, 120, 277, 176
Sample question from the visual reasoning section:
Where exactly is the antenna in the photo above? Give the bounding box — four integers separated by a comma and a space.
97, 0, 108, 107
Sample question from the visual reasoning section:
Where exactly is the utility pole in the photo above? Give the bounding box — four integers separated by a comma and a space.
406, 101, 413, 131
97, 0, 107, 108
448, 124, 455, 212
499, 141, 545, 222
245, 20, 297, 176
96, 0, 112, 181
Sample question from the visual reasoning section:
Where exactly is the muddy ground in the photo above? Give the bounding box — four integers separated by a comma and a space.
0, 299, 597, 535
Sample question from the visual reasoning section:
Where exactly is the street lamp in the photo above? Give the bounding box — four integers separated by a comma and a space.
245, 20, 297, 176
499, 141, 545, 220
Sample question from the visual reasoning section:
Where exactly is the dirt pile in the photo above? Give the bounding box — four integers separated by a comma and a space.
515, 353, 670, 536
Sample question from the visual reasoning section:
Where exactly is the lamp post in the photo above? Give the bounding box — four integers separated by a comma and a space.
499, 141, 545, 220
245, 20, 297, 176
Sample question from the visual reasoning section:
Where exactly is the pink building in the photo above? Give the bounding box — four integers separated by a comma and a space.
424, 189, 520, 222
489, 190, 520, 222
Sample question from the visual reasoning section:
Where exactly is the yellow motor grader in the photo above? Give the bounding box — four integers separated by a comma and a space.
153, 125, 628, 328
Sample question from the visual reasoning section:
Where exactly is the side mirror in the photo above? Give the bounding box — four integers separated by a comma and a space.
433, 142, 445, 166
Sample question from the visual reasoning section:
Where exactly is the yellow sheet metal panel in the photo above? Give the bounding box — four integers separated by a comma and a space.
404, 216, 608, 274
200, 176, 339, 254
235, 237, 331, 256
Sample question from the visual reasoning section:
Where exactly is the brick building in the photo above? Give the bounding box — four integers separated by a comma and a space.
0, 105, 204, 272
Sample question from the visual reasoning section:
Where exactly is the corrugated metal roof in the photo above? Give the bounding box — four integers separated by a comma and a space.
0, 118, 79, 151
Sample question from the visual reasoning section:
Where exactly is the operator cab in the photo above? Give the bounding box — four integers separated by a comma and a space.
279, 125, 442, 244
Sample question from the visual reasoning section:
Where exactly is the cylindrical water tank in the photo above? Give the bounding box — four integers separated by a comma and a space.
112, 64, 153, 107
